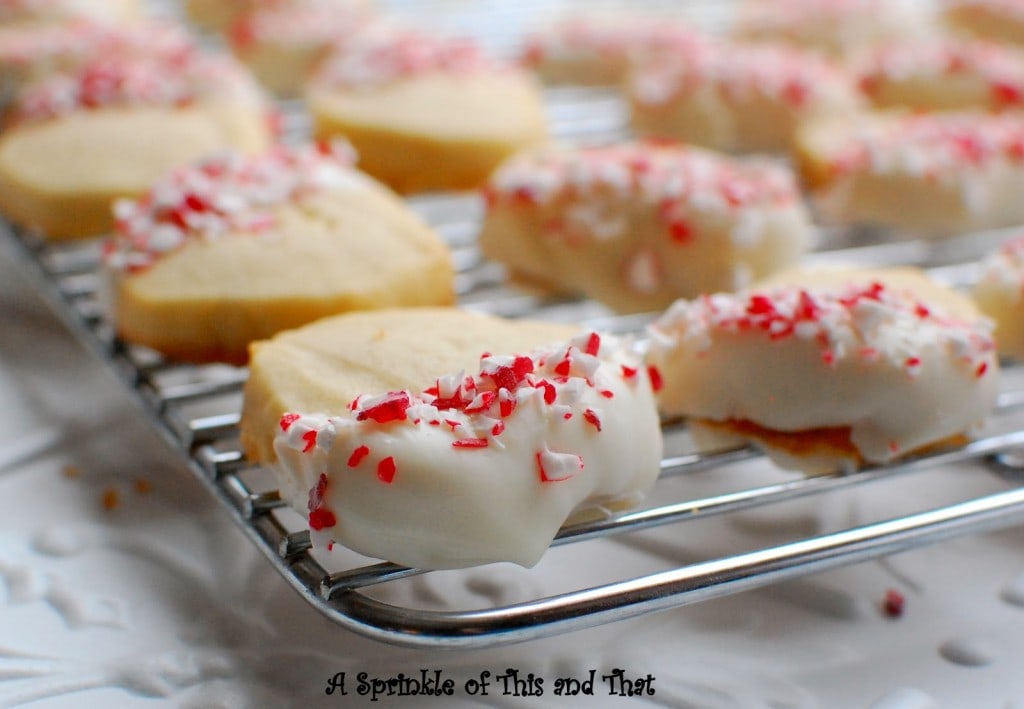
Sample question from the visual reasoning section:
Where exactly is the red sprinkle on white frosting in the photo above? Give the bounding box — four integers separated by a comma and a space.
651, 280, 995, 377
277, 330, 645, 492
104, 140, 357, 273
484, 141, 800, 247
271, 329, 663, 568
520, 12, 697, 69
11, 50, 265, 125
853, 37, 1024, 109
228, 3, 371, 49
0, 20, 196, 70
311, 27, 497, 89
629, 39, 856, 110
821, 112, 1024, 182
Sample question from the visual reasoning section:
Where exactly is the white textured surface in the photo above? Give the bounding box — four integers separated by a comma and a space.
4, 238, 1024, 708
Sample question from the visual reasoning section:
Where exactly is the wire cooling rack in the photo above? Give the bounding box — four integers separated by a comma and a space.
7, 0, 1024, 648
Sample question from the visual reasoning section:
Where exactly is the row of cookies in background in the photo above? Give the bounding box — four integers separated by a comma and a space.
0, 0, 1019, 569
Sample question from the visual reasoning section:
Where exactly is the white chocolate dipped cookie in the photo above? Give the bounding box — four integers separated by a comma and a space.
945, 0, 1024, 45
647, 268, 999, 475
0, 52, 271, 239
306, 28, 547, 193
972, 234, 1024, 358
241, 308, 580, 465
627, 39, 863, 153
227, 3, 375, 96
519, 12, 698, 86
734, 0, 928, 56
796, 110, 1024, 234
265, 323, 662, 569
851, 37, 1024, 112
104, 142, 454, 365
479, 141, 812, 314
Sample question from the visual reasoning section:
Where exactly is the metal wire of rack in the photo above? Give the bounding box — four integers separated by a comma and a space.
6, 0, 1024, 647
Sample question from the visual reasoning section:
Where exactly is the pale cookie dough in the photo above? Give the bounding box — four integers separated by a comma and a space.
241, 308, 579, 465
268, 326, 662, 568
306, 28, 547, 193
733, 0, 928, 56
228, 3, 375, 96
796, 110, 1024, 234
647, 267, 999, 475
627, 39, 863, 153
0, 52, 271, 238
0, 0, 140, 26
945, 0, 1024, 45
972, 234, 1024, 357
851, 37, 1024, 111
104, 142, 454, 365
479, 141, 812, 313
519, 12, 698, 86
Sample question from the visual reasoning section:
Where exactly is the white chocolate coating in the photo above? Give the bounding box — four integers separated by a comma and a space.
851, 37, 1024, 111
273, 331, 663, 569
798, 110, 1024, 234
479, 141, 812, 313
648, 269, 999, 473
973, 235, 1024, 357
628, 39, 863, 153
520, 12, 698, 86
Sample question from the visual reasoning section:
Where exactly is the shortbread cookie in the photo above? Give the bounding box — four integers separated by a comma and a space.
0, 21, 197, 100
647, 268, 999, 474
734, 0, 926, 56
945, 0, 1024, 45
242, 308, 580, 465
796, 110, 1024, 233
972, 235, 1024, 357
479, 141, 812, 313
0, 52, 271, 238
104, 142, 454, 365
852, 37, 1024, 111
228, 3, 375, 96
266, 323, 662, 568
0, 0, 140, 25
307, 29, 547, 193
520, 12, 698, 86
627, 39, 863, 153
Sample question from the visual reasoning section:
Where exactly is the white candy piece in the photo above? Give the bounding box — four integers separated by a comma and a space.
273, 332, 663, 569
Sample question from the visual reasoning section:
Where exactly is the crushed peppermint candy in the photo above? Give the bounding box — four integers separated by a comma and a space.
0, 20, 197, 71
229, 3, 371, 49
853, 37, 1024, 109
629, 39, 856, 110
11, 50, 266, 125
821, 112, 1024, 180
483, 141, 800, 249
103, 140, 357, 273
520, 13, 697, 69
651, 280, 996, 377
311, 27, 498, 90
277, 330, 651, 503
